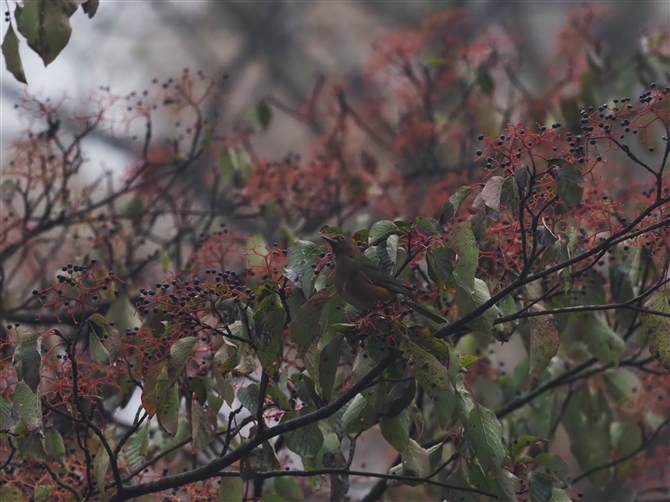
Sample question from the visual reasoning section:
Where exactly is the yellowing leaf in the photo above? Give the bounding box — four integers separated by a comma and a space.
642, 291, 670, 371
141, 362, 166, 416
528, 306, 560, 377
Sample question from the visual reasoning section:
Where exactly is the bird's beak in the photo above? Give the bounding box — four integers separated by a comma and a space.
319, 233, 338, 245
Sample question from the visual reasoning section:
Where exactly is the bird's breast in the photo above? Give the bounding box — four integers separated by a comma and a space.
338, 265, 393, 311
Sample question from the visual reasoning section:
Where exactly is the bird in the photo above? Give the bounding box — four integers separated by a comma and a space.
320, 233, 448, 325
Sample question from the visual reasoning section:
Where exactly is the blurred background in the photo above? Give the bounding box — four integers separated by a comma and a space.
1, 0, 666, 165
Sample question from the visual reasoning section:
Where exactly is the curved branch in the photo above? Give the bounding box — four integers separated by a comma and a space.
42, 462, 81, 499
573, 418, 670, 485
109, 351, 398, 501
218, 467, 497, 498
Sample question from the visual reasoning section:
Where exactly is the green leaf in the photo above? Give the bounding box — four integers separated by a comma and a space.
549, 488, 573, 502
198, 378, 223, 413
404, 325, 452, 368
459, 355, 479, 369
444, 469, 479, 502
318, 333, 344, 402
213, 341, 240, 377
514, 164, 530, 196
123, 421, 149, 472
426, 442, 445, 472
495, 294, 519, 342
535, 452, 570, 484
2, 24, 26, 83
454, 277, 496, 334
562, 387, 611, 486
528, 471, 553, 502
90, 313, 122, 364
219, 475, 243, 502
0, 486, 24, 502
511, 435, 544, 458
259, 494, 284, 502
289, 287, 333, 358
191, 376, 208, 405
256, 283, 285, 380
641, 291, 670, 370
611, 421, 642, 470
467, 404, 505, 473
15, 0, 72, 66
398, 327, 455, 429
284, 240, 319, 299
282, 409, 324, 458
141, 361, 166, 416
414, 217, 440, 235
256, 99, 273, 130
353, 356, 416, 417
219, 371, 235, 407
426, 247, 456, 287
341, 394, 378, 434
12, 330, 42, 392
494, 469, 519, 502
192, 398, 217, 450
439, 186, 473, 223
352, 228, 369, 243
238, 383, 260, 414
243, 444, 271, 478
371, 234, 399, 275
93, 440, 111, 494
603, 368, 642, 406
368, 220, 399, 244
155, 366, 179, 436
582, 314, 625, 365
556, 234, 574, 293
12, 381, 42, 433
502, 176, 520, 219
379, 408, 411, 451
11, 421, 46, 460
0, 396, 18, 431
45, 429, 66, 466
89, 329, 110, 365
275, 475, 303, 501
469, 205, 489, 243
167, 336, 198, 385
266, 382, 291, 410
551, 161, 584, 207
454, 377, 476, 425
219, 147, 249, 188
33, 485, 51, 502
528, 306, 560, 377
447, 221, 479, 290
400, 438, 430, 479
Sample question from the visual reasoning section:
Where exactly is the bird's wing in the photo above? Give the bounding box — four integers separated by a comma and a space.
359, 262, 414, 296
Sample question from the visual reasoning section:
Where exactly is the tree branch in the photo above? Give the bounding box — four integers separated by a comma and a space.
109, 351, 398, 501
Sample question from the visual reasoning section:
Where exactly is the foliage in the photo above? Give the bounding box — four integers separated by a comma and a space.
2, 0, 99, 84
1, 5, 670, 502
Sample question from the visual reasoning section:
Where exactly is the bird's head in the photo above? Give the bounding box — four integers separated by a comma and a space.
319, 233, 359, 259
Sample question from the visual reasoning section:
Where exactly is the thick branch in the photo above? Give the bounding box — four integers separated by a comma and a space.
110, 351, 398, 501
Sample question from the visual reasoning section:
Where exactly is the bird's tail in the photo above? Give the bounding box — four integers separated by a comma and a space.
408, 301, 449, 326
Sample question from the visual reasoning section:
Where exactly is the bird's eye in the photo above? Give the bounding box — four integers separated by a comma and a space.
337, 235, 344, 241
